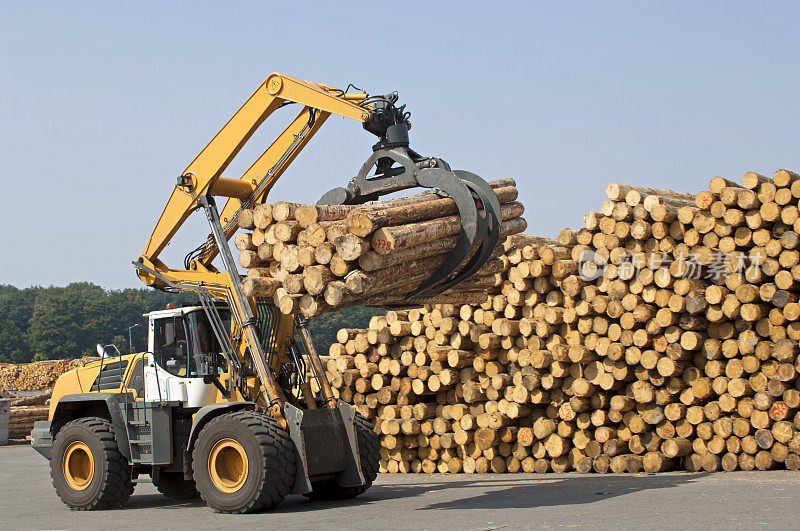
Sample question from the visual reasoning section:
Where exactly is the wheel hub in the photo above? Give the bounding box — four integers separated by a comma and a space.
63, 441, 94, 491
208, 438, 249, 493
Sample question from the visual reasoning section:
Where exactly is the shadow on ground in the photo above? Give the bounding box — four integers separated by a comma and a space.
277, 473, 708, 513
109, 473, 707, 513
120, 494, 206, 511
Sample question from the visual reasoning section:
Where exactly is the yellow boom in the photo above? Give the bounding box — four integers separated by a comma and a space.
138, 73, 370, 286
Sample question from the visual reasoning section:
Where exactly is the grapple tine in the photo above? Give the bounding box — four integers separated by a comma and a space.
401, 168, 478, 294
408, 171, 502, 299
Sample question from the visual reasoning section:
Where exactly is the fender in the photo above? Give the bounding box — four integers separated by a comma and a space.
186, 401, 254, 454
49, 393, 131, 461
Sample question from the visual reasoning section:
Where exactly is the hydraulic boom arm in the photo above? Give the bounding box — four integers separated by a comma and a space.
133, 71, 501, 412
138, 73, 370, 286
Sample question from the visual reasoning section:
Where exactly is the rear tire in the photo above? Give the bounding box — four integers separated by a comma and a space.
153, 471, 200, 499
304, 411, 379, 500
51, 417, 134, 510
192, 411, 295, 513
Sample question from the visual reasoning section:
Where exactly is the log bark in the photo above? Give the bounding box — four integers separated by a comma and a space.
372, 205, 526, 255
347, 185, 518, 237
241, 277, 281, 297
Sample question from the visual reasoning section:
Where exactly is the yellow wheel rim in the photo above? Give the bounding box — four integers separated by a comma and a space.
63, 441, 94, 491
208, 438, 249, 494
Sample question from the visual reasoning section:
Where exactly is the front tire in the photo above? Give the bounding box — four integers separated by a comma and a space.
192, 411, 295, 513
153, 471, 200, 499
305, 411, 379, 500
51, 417, 134, 510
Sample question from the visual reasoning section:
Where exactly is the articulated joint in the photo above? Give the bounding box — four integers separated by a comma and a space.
135, 257, 163, 287
177, 173, 194, 192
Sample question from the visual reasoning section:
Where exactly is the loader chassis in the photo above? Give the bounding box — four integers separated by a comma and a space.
34, 72, 495, 513
33, 306, 370, 509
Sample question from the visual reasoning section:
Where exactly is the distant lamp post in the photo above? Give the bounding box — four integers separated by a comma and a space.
128, 323, 141, 354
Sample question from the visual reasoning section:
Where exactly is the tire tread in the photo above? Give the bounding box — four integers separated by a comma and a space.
192, 410, 295, 513
51, 416, 134, 511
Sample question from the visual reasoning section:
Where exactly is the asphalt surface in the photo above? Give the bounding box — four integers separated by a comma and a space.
1, 445, 798, 530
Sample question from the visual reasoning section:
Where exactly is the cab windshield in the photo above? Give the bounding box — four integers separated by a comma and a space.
153, 309, 229, 377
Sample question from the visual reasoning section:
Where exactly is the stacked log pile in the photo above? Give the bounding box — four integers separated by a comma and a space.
0, 359, 89, 391
0, 392, 51, 440
234, 179, 527, 316
322, 170, 800, 474
8, 406, 49, 439
1, 360, 91, 441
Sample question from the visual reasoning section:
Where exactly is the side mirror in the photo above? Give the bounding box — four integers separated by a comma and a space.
96, 344, 105, 358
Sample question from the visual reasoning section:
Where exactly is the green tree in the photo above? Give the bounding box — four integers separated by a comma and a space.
0, 282, 383, 362
28, 287, 84, 359
0, 286, 36, 362
0, 319, 29, 363
2, 282, 193, 362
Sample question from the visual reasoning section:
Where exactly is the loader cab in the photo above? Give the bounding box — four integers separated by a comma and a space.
144, 305, 230, 407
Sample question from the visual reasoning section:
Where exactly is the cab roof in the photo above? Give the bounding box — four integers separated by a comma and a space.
143, 306, 203, 319
143, 302, 229, 319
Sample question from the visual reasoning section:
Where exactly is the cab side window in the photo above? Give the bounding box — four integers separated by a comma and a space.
153, 317, 189, 377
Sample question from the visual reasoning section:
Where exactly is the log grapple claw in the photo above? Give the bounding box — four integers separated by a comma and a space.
318, 145, 502, 301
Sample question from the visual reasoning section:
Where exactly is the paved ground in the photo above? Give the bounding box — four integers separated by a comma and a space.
1, 445, 799, 530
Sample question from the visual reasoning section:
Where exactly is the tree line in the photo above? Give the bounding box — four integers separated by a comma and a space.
0, 283, 380, 363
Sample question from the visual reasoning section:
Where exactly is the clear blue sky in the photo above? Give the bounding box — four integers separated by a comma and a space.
1, 1, 798, 289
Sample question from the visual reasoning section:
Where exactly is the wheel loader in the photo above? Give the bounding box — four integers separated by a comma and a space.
31, 73, 502, 513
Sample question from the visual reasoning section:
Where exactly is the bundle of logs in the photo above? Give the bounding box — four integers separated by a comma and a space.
234, 179, 527, 316
6, 392, 51, 440
319, 169, 800, 474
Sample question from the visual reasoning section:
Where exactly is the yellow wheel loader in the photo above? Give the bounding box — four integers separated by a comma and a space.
31, 73, 501, 513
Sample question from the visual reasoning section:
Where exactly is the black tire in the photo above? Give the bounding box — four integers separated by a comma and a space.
153, 471, 200, 499
51, 417, 134, 510
192, 411, 295, 513
304, 411, 379, 501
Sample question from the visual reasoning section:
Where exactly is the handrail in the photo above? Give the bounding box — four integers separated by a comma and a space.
96, 349, 105, 392
101, 344, 133, 457
142, 352, 149, 402
153, 354, 164, 403
139, 352, 149, 463
196, 286, 241, 387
